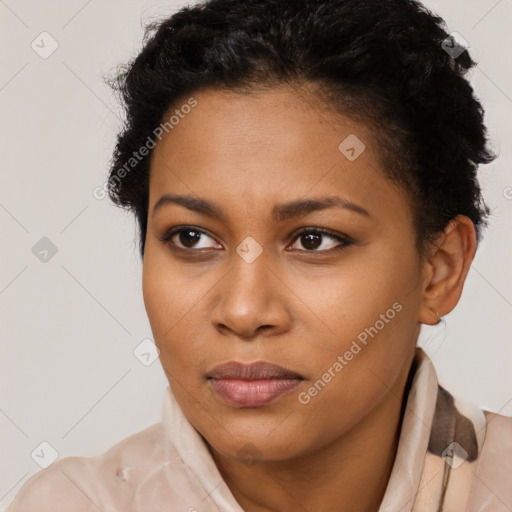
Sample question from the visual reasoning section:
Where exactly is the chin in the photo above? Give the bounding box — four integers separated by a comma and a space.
204, 424, 309, 463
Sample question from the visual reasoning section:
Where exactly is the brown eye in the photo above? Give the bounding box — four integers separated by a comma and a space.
159, 227, 222, 250
300, 232, 322, 250
177, 229, 203, 248
289, 229, 351, 253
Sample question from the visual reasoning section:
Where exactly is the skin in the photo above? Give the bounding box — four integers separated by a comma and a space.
142, 84, 476, 512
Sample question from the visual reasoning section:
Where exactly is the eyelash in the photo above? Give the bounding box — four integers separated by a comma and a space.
158, 226, 352, 254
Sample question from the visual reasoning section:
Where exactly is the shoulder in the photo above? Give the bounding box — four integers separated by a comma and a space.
430, 382, 512, 509
478, 409, 512, 472
424, 382, 512, 510
463, 409, 512, 511
482, 409, 512, 443
429, 384, 512, 460
7, 455, 101, 512
7, 422, 168, 512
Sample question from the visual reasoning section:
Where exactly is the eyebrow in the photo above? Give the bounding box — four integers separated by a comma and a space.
152, 194, 370, 222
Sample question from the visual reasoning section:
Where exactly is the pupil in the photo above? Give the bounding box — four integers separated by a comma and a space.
302, 232, 321, 250
180, 230, 201, 248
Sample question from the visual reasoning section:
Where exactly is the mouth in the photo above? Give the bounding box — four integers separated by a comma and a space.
206, 361, 304, 408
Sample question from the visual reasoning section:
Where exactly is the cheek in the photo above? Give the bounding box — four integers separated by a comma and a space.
142, 253, 214, 389
142, 255, 187, 363
142, 245, 194, 334
302, 247, 418, 354
288, 308, 418, 454
291, 252, 420, 417
142, 261, 171, 338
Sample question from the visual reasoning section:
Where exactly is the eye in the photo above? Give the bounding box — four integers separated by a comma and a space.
159, 226, 352, 253
288, 228, 351, 253
159, 227, 222, 250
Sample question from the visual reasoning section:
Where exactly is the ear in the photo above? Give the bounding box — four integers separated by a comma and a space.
418, 215, 477, 325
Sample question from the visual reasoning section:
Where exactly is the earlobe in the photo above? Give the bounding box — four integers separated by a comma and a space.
418, 215, 477, 325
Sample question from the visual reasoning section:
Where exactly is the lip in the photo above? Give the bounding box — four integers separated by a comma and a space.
207, 361, 304, 408
207, 361, 304, 380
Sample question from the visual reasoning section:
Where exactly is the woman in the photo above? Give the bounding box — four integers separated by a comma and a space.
8, 0, 511, 510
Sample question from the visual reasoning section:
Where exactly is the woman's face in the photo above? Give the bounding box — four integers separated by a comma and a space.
143, 85, 427, 462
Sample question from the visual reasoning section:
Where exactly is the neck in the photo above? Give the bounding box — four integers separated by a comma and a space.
210, 351, 417, 512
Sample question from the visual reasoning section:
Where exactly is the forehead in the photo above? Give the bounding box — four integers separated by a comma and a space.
148, 86, 410, 225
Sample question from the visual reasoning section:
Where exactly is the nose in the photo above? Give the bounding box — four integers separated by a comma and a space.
210, 254, 292, 340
